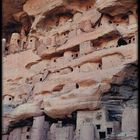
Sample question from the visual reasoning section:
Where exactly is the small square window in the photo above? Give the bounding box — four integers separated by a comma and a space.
99, 131, 106, 139
107, 128, 112, 134
27, 127, 30, 132
96, 124, 101, 130
26, 135, 30, 139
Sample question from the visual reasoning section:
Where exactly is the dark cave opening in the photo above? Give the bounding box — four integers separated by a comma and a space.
117, 38, 128, 47
44, 111, 77, 128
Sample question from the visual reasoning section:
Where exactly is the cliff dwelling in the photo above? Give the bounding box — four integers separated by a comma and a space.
2, 0, 138, 140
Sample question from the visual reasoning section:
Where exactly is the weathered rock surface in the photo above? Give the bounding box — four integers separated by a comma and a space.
10, 101, 43, 122
95, 0, 137, 16
2, 0, 138, 139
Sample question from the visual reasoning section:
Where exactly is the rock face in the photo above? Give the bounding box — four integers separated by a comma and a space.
2, 0, 138, 139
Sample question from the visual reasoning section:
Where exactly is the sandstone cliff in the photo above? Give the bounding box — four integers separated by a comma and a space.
2, 0, 138, 140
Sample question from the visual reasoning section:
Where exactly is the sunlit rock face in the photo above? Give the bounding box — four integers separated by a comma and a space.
2, 0, 138, 139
